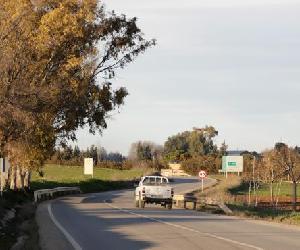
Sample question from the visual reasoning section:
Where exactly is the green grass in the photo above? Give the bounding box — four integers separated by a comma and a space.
197, 175, 300, 225
229, 181, 300, 197
32, 164, 147, 182
31, 164, 150, 193
227, 204, 300, 225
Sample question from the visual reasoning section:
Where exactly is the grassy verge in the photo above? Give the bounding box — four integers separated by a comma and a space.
197, 175, 300, 226
199, 175, 242, 201
229, 181, 300, 198
191, 175, 241, 214
227, 204, 300, 225
31, 164, 152, 193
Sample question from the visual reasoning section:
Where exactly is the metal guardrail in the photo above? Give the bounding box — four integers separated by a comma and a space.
34, 187, 81, 202
173, 194, 233, 214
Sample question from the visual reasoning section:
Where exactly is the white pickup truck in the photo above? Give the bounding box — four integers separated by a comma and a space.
134, 176, 174, 209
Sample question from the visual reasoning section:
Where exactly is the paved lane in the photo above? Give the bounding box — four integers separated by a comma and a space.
37, 178, 300, 250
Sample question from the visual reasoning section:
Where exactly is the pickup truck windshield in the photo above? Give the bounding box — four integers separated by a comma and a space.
142, 177, 168, 185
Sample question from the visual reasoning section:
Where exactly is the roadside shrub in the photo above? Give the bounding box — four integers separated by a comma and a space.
46, 158, 82, 166
120, 160, 165, 170
121, 160, 135, 170
96, 161, 123, 170
181, 156, 217, 175
97, 160, 146, 170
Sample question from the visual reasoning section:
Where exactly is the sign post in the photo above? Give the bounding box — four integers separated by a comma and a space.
198, 170, 207, 193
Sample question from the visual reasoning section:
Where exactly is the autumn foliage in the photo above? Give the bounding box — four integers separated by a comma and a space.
0, 0, 154, 190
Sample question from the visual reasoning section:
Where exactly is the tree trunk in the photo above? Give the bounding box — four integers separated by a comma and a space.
255, 182, 258, 207
276, 179, 283, 208
253, 182, 257, 207
252, 157, 257, 207
248, 182, 252, 206
24, 169, 31, 189
9, 166, 16, 190
16, 165, 24, 190
292, 181, 297, 211
270, 181, 274, 206
0, 174, 6, 195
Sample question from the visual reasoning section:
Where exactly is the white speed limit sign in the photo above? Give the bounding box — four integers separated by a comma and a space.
198, 170, 207, 179
198, 170, 207, 192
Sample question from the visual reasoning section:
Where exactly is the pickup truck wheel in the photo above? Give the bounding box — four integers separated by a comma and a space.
167, 203, 172, 210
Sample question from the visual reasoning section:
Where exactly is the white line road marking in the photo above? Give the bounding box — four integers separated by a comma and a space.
48, 202, 83, 250
105, 201, 264, 250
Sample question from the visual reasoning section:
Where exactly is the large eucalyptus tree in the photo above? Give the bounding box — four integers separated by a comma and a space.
0, 0, 154, 189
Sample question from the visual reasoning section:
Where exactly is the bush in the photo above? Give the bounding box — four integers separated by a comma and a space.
121, 160, 166, 171
46, 158, 83, 166
96, 161, 123, 169
121, 160, 135, 170
181, 156, 218, 175
96, 160, 146, 170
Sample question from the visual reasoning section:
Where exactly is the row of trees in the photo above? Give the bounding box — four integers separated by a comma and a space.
242, 143, 300, 210
48, 145, 126, 166
163, 126, 219, 162
46, 125, 222, 174
128, 141, 164, 161
0, 0, 154, 190
124, 126, 226, 175
47, 143, 166, 172
163, 126, 226, 175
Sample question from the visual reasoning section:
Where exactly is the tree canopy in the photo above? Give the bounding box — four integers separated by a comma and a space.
163, 126, 218, 162
0, 0, 154, 189
128, 141, 163, 161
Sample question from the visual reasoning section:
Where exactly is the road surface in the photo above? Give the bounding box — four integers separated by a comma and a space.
37, 177, 300, 250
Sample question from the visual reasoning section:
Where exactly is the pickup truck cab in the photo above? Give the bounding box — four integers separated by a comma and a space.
134, 176, 174, 209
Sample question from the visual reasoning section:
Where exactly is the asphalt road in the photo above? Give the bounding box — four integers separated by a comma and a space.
37, 177, 300, 250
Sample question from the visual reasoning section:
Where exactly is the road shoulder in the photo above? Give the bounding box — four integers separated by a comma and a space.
36, 201, 73, 250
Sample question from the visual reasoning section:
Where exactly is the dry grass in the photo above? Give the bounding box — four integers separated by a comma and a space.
197, 174, 242, 202
197, 175, 300, 226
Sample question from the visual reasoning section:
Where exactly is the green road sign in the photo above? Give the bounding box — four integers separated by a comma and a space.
221, 156, 243, 172
228, 162, 237, 166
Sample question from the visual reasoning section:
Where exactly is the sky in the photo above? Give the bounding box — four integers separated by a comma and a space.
76, 0, 300, 155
